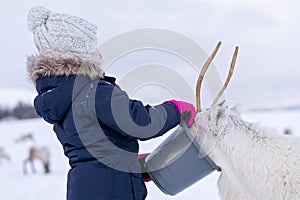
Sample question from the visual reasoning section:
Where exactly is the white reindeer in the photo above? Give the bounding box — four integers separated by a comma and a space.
23, 146, 50, 174
190, 42, 300, 200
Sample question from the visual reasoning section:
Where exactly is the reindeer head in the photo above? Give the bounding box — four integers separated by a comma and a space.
190, 42, 239, 164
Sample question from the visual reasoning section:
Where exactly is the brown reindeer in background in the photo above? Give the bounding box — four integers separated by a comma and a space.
23, 146, 50, 174
15, 132, 34, 143
15, 132, 51, 174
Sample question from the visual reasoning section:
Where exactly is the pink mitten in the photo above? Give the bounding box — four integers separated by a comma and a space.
165, 100, 196, 127
138, 153, 152, 182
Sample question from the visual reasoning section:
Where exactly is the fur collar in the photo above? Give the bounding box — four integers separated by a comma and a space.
27, 53, 103, 85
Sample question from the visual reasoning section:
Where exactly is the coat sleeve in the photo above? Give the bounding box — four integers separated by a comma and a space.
95, 82, 181, 141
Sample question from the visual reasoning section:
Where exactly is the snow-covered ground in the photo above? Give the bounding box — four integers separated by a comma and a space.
0, 109, 299, 200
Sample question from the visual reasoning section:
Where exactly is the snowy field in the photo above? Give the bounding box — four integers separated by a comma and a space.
0, 109, 299, 200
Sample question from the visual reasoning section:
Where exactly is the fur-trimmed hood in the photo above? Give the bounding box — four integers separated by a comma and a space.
27, 53, 103, 85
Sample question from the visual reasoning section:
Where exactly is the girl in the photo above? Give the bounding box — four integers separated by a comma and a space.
27, 6, 195, 200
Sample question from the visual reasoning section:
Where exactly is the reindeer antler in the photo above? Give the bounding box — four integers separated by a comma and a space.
196, 41, 221, 112
196, 42, 239, 112
211, 46, 239, 106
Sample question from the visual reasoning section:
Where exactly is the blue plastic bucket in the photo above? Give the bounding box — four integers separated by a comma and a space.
144, 125, 220, 195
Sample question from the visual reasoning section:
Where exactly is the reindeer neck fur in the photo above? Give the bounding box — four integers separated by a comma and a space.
212, 114, 300, 199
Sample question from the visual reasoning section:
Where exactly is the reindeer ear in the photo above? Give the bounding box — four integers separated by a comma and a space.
210, 102, 228, 130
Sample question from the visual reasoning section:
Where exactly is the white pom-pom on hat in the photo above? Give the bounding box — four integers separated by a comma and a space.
27, 6, 51, 33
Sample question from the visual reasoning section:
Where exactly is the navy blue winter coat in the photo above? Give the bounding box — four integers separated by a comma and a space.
28, 54, 181, 200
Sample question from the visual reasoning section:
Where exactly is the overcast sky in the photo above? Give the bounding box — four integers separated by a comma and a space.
0, 0, 299, 107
